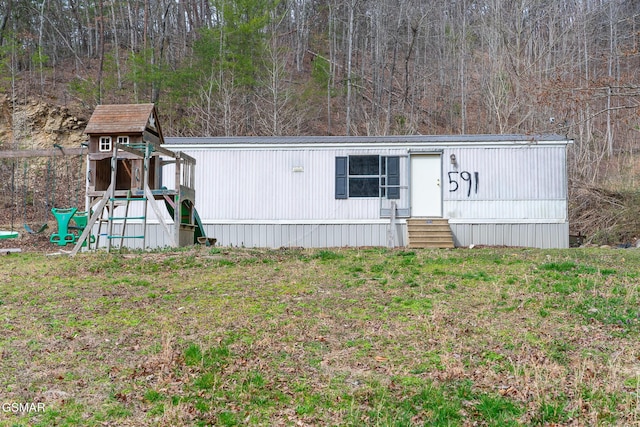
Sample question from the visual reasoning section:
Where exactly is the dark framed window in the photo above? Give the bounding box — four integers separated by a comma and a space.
336, 155, 399, 199
349, 155, 380, 197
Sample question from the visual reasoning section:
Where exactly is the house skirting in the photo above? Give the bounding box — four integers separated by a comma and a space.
449, 221, 569, 249
92, 220, 568, 250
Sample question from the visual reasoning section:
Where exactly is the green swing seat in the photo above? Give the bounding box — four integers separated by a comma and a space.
24, 223, 49, 234
49, 208, 78, 246
70, 211, 95, 246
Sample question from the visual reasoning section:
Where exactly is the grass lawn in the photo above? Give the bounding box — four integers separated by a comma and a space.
1, 246, 640, 426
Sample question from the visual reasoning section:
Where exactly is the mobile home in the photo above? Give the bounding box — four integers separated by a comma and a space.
160, 134, 572, 249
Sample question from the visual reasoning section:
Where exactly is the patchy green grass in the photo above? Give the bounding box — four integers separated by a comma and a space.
1, 246, 640, 425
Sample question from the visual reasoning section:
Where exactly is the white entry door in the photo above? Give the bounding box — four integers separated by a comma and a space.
410, 154, 442, 217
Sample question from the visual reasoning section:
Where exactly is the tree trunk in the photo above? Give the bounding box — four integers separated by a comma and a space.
97, 0, 105, 103
345, 0, 356, 135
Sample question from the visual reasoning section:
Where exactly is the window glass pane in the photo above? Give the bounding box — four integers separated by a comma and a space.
99, 137, 111, 152
349, 156, 379, 175
349, 177, 379, 197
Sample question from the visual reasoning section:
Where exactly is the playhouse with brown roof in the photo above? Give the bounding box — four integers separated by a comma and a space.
71, 104, 203, 253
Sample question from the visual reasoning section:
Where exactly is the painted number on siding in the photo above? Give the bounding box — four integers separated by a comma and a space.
448, 171, 479, 197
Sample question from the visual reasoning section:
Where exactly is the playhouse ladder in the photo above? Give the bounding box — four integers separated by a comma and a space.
105, 144, 149, 252
106, 191, 148, 251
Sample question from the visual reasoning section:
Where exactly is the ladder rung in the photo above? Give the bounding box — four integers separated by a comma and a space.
110, 197, 148, 202
108, 216, 146, 220
107, 235, 145, 239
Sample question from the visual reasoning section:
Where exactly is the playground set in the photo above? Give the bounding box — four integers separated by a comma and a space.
0, 103, 207, 253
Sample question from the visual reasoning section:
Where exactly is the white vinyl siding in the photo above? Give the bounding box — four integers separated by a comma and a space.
165, 148, 409, 221
441, 146, 567, 221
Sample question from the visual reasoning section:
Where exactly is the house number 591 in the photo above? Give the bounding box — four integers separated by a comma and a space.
448, 171, 479, 197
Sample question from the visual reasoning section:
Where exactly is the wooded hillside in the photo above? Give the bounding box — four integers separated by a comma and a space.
1, 0, 640, 243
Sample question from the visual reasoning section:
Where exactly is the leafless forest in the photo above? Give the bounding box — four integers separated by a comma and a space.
1, 0, 640, 242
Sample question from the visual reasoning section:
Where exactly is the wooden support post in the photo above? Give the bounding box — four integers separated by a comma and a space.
388, 201, 397, 248
70, 186, 112, 256
107, 145, 119, 252
174, 153, 182, 247
141, 143, 150, 249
